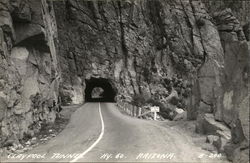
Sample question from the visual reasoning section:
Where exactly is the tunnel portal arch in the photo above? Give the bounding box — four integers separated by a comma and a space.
85, 77, 117, 102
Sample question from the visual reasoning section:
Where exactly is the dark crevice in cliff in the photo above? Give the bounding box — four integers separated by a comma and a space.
76, 18, 99, 31
87, 1, 101, 30
243, 23, 249, 41
179, 1, 195, 56
189, 0, 207, 68
128, 71, 137, 95
66, 0, 92, 22
147, 0, 169, 51
117, 1, 129, 68
97, 2, 109, 24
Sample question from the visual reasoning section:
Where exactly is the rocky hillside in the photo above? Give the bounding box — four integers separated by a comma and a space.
0, 0, 249, 162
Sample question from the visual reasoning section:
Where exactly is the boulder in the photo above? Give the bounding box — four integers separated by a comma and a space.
206, 135, 220, 144
196, 114, 231, 137
206, 135, 223, 151
196, 113, 233, 154
173, 108, 187, 121
206, 134, 231, 153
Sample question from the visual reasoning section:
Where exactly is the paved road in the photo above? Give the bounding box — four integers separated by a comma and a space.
3, 103, 228, 162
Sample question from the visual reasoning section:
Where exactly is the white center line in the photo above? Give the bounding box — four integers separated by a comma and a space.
70, 102, 105, 162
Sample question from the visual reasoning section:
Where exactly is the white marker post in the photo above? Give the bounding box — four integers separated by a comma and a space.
138, 107, 142, 117
150, 106, 160, 120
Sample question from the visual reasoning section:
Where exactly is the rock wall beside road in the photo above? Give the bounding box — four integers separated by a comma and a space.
0, 0, 60, 148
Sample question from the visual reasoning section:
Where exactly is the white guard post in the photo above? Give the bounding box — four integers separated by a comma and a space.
150, 106, 160, 120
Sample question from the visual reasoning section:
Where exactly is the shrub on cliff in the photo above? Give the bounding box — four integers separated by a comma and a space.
131, 94, 147, 107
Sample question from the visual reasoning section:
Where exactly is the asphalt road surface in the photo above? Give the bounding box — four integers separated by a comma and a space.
2, 103, 228, 162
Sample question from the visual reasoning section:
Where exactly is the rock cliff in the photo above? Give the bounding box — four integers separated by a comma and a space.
0, 0, 59, 147
0, 0, 249, 162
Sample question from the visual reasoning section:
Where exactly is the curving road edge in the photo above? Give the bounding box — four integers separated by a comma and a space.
70, 103, 104, 162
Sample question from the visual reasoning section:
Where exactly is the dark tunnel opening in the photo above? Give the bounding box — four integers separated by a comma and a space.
85, 77, 117, 102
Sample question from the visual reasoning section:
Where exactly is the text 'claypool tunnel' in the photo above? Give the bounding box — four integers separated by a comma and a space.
85, 77, 117, 102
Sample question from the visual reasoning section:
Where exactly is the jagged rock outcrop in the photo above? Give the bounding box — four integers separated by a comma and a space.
195, 3, 250, 163
0, 0, 59, 148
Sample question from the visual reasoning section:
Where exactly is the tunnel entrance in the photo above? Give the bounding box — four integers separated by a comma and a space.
85, 77, 117, 102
